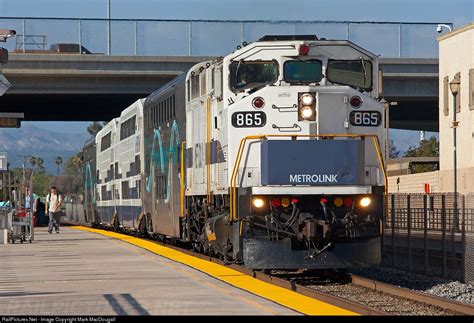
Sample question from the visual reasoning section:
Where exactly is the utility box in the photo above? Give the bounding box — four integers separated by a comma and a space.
0, 229, 7, 244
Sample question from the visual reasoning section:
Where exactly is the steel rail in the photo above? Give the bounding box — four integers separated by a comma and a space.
350, 274, 474, 316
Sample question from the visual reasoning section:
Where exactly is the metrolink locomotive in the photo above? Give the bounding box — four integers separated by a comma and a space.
82, 35, 386, 269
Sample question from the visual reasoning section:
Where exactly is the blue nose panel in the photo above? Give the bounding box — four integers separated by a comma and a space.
261, 139, 365, 186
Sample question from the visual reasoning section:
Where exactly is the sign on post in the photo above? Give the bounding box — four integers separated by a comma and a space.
0, 74, 11, 97
0, 152, 7, 172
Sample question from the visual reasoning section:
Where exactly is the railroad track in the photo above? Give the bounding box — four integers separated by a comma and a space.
67, 223, 474, 315
349, 275, 474, 315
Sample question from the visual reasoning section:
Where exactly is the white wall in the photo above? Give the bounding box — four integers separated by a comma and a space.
438, 24, 474, 171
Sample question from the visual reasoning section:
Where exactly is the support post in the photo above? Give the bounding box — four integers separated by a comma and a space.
407, 195, 411, 272
423, 194, 428, 274
441, 195, 447, 278
391, 194, 395, 267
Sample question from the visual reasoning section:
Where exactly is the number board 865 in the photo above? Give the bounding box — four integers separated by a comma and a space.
349, 111, 382, 127
231, 111, 267, 128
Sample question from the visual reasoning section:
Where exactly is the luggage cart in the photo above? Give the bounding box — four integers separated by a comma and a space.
11, 207, 33, 243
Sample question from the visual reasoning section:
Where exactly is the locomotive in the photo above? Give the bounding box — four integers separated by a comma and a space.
82, 35, 386, 269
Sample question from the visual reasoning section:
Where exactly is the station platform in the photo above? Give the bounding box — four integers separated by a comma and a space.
0, 227, 299, 315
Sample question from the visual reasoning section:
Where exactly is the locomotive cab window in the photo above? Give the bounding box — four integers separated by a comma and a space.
230, 60, 278, 92
284, 59, 322, 84
326, 59, 373, 91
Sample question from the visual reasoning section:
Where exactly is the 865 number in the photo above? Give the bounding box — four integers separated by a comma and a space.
349, 111, 381, 127
232, 111, 267, 128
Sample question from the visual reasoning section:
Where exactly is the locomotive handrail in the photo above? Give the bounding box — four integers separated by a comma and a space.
180, 141, 186, 217
229, 134, 388, 222
206, 96, 213, 204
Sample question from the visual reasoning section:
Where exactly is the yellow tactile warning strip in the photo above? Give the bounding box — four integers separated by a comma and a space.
72, 226, 357, 316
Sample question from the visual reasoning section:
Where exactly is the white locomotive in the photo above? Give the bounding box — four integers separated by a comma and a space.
84, 35, 386, 269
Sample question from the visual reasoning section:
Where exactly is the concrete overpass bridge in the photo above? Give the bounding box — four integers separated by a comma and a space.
0, 53, 439, 131
0, 54, 210, 121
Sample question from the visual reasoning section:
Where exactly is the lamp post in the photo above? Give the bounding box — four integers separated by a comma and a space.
437, 24, 453, 33
449, 76, 460, 231
381, 98, 398, 161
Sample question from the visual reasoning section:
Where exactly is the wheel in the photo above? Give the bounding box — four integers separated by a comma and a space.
29, 239, 32, 244
20, 239, 23, 244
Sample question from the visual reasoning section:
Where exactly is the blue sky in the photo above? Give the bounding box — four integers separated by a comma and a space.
0, 0, 472, 25
1, 0, 472, 152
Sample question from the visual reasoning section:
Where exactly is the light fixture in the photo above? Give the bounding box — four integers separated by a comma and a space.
252, 97, 265, 109
449, 76, 460, 95
300, 106, 314, 119
281, 198, 291, 208
334, 197, 343, 207
359, 197, 372, 208
252, 197, 265, 209
436, 24, 452, 33
300, 93, 314, 105
350, 96, 363, 108
298, 92, 316, 121
298, 44, 310, 55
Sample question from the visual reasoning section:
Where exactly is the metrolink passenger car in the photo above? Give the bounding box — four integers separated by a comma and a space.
82, 35, 386, 269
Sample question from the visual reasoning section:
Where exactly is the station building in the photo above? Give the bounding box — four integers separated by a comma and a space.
388, 23, 474, 193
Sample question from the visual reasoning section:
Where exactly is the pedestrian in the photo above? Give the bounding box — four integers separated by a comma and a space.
46, 186, 62, 234
36, 197, 47, 226
24, 187, 37, 213
24, 186, 37, 230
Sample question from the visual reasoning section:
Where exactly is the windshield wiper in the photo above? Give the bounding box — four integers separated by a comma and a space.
235, 60, 243, 77
360, 57, 367, 86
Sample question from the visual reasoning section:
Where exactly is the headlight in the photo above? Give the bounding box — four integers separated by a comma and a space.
300, 106, 314, 119
298, 92, 316, 121
300, 93, 314, 105
252, 197, 265, 208
359, 197, 372, 208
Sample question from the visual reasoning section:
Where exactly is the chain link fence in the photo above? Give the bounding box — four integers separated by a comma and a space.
0, 17, 450, 58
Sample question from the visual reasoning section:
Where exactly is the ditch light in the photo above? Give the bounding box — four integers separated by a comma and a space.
0, 113, 24, 128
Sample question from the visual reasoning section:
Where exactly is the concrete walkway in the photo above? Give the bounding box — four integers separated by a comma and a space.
0, 227, 298, 315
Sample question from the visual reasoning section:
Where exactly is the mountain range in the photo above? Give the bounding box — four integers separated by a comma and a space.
0, 123, 91, 174
0, 122, 437, 175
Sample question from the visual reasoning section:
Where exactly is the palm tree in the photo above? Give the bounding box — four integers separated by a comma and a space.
55, 156, 63, 175
29, 156, 37, 168
36, 157, 44, 171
